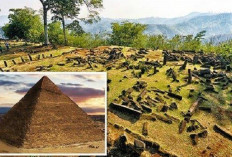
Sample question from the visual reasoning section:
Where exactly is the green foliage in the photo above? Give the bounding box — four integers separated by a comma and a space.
67, 20, 85, 35
110, 22, 147, 48
194, 30, 206, 41
48, 21, 64, 44
146, 31, 206, 52
2, 7, 43, 42
67, 33, 106, 48
50, 0, 103, 45
147, 35, 168, 50
214, 40, 232, 55
51, 0, 80, 21
47, 20, 106, 48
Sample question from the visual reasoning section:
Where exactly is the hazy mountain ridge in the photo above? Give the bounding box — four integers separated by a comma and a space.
0, 27, 5, 39
1, 12, 232, 42
78, 12, 232, 42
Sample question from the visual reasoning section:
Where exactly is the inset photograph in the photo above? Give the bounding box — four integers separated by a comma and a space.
0, 72, 106, 155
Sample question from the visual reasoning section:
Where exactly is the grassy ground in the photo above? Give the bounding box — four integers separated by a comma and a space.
0, 43, 231, 156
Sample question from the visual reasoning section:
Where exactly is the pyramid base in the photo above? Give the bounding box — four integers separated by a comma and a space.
0, 139, 105, 154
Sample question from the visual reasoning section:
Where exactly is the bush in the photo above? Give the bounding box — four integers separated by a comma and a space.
67, 33, 107, 48
110, 22, 147, 47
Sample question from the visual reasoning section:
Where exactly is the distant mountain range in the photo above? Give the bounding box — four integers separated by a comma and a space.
0, 27, 6, 39
0, 107, 10, 115
1, 12, 232, 43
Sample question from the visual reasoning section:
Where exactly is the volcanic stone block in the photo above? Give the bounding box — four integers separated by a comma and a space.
137, 89, 147, 101
128, 100, 141, 110
188, 69, 192, 84
199, 69, 211, 76
161, 105, 169, 112
172, 71, 178, 82
21, 57, 25, 63
190, 134, 198, 145
4, 61, 7, 67
118, 135, 127, 150
193, 55, 199, 65
110, 103, 142, 117
187, 125, 199, 132
107, 79, 112, 84
12, 60, 16, 65
213, 124, 232, 141
226, 65, 231, 72
141, 104, 152, 113
179, 120, 187, 134
169, 102, 178, 110
152, 89, 165, 94
134, 139, 145, 151
179, 60, 188, 70
142, 122, 148, 136
163, 53, 167, 65
153, 66, 159, 74
126, 88, 134, 95
184, 112, 192, 122
198, 130, 208, 138
28, 54, 33, 61
152, 113, 172, 124
167, 92, 182, 100
37, 54, 41, 60
88, 61, 93, 70
57, 62, 65, 66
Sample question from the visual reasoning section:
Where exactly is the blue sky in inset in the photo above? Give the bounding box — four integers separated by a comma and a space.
0, 74, 106, 115
0, 0, 232, 18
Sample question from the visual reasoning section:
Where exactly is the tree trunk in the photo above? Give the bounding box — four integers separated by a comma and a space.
62, 15, 68, 45
43, 7, 49, 45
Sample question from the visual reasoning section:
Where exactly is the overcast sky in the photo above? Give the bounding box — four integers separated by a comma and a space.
0, 73, 106, 115
0, 0, 232, 18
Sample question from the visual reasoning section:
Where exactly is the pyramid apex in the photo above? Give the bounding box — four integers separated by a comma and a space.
31, 76, 62, 94
41, 75, 49, 79
40, 75, 50, 82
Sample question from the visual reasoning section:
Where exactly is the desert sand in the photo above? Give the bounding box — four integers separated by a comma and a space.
0, 140, 105, 154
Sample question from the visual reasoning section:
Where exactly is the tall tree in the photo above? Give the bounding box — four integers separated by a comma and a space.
51, 0, 103, 45
39, 0, 52, 45
2, 7, 43, 42
51, 0, 80, 45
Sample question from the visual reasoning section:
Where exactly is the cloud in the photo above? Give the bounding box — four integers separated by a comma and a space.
86, 79, 95, 82
15, 88, 29, 94
0, 77, 33, 90
15, 85, 105, 103
0, 103, 14, 107
0, 75, 23, 79
74, 75, 96, 82
0, 80, 20, 86
58, 85, 105, 102
74, 75, 87, 79
60, 83, 83, 87
82, 107, 105, 114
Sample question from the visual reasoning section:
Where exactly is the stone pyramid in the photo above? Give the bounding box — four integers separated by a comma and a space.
0, 76, 104, 148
